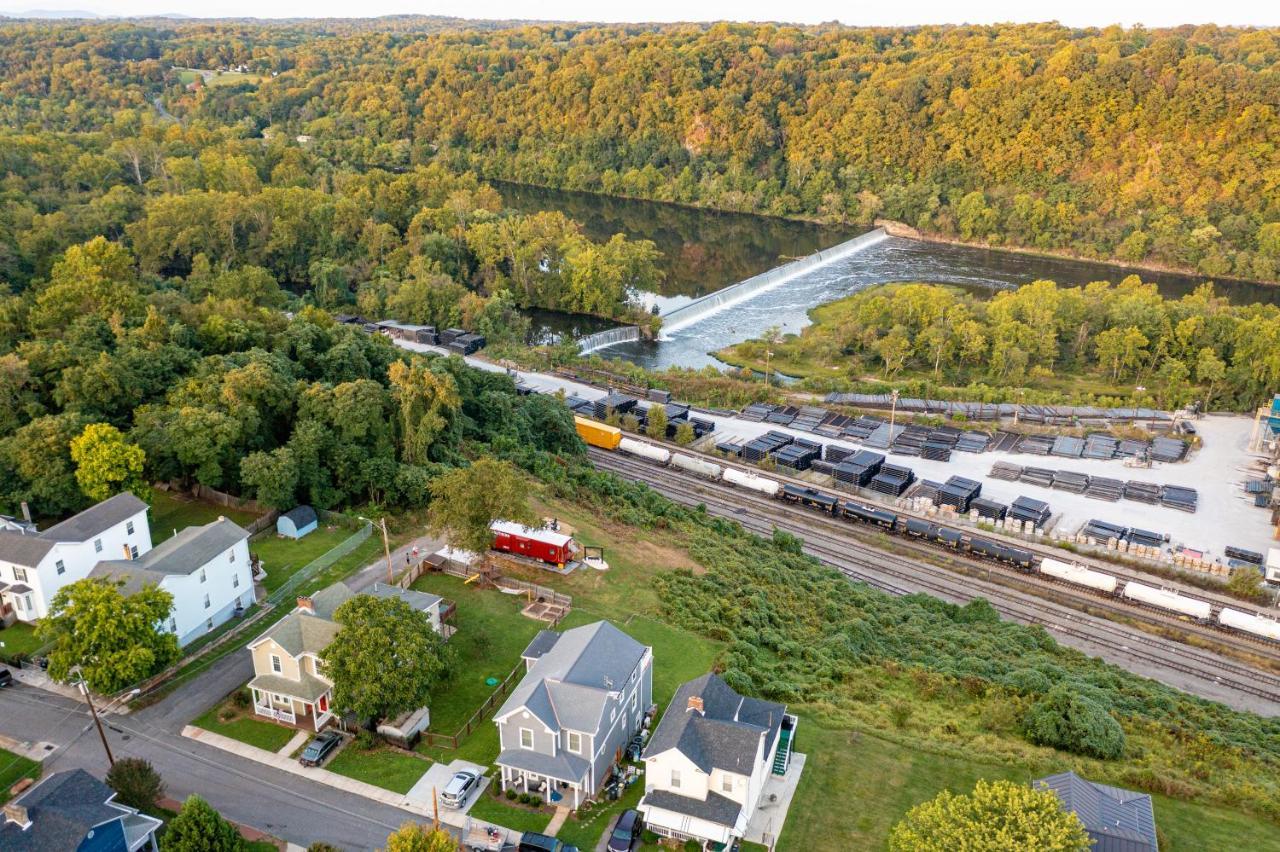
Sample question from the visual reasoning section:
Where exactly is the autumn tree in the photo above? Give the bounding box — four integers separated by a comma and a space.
322, 595, 454, 726
889, 779, 1090, 852
426, 456, 536, 553
70, 422, 148, 502
382, 822, 458, 852
37, 578, 181, 693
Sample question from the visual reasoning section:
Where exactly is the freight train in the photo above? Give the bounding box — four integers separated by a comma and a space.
574, 417, 1280, 644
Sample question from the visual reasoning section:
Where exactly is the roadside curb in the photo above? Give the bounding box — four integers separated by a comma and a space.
182, 725, 434, 818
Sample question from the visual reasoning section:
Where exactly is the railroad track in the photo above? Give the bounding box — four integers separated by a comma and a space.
589, 449, 1280, 707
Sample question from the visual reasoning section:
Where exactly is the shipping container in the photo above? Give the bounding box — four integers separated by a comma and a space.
574, 416, 622, 450
1122, 581, 1211, 620
619, 437, 671, 464
490, 520, 578, 566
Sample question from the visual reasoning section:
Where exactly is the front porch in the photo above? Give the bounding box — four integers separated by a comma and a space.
498, 765, 586, 810
249, 686, 333, 732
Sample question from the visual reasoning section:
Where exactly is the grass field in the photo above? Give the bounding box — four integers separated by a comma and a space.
173, 67, 263, 88
468, 791, 553, 835
0, 747, 40, 805
193, 699, 298, 753
149, 488, 259, 543
0, 621, 46, 659
249, 526, 354, 593
326, 744, 430, 794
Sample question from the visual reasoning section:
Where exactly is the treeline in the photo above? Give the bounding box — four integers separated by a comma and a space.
726, 279, 1280, 411
3, 22, 1278, 281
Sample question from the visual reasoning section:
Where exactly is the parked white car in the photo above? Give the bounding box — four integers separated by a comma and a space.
442, 770, 480, 808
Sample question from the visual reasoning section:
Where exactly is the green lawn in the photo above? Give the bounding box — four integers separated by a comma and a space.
0, 748, 40, 805
408, 573, 549, 735
149, 488, 259, 543
468, 791, 553, 835
0, 621, 47, 660
326, 744, 431, 794
249, 525, 354, 593
556, 776, 644, 850
193, 701, 298, 753
777, 721, 1280, 852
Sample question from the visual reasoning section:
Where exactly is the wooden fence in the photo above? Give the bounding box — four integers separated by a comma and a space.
420, 661, 524, 750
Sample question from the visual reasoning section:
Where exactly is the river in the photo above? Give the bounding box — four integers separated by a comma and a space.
498, 182, 1280, 370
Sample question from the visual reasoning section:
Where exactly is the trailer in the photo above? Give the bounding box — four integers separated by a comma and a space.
490, 520, 579, 567
619, 437, 671, 464
1122, 581, 1212, 620
1039, 558, 1118, 594
670, 453, 723, 479
1218, 607, 1280, 642
723, 467, 780, 497
575, 415, 622, 450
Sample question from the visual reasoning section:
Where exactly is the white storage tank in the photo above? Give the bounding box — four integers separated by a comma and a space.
670, 453, 723, 479
1122, 581, 1212, 620
1218, 607, 1280, 642
723, 466, 780, 497
1039, 558, 1118, 594
619, 437, 671, 464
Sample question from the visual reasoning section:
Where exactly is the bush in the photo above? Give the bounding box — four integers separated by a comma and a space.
163, 795, 245, 851
232, 688, 251, 709
530, 796, 542, 808
354, 729, 377, 750
1023, 685, 1126, 760
505, 788, 517, 800
518, 792, 531, 805
105, 757, 165, 811
888, 700, 913, 729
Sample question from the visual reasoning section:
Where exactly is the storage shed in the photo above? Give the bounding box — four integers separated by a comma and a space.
277, 506, 319, 540
1034, 771, 1157, 852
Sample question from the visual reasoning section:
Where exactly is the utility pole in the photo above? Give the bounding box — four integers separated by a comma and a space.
765, 350, 773, 388
73, 669, 114, 767
359, 515, 394, 583
889, 389, 900, 433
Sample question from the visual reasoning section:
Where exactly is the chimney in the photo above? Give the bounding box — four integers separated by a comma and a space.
686, 695, 704, 714
20, 502, 31, 523
296, 595, 314, 614
3, 803, 30, 829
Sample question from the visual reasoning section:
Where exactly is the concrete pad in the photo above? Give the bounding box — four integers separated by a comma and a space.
278, 729, 309, 756
745, 752, 806, 846
406, 758, 489, 816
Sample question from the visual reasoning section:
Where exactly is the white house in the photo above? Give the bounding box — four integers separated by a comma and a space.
493, 621, 653, 809
89, 517, 254, 646
0, 493, 152, 624
638, 673, 798, 850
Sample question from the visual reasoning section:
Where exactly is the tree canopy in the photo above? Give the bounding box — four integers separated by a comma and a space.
70, 422, 148, 502
382, 822, 458, 852
161, 795, 246, 852
426, 456, 537, 553
888, 779, 1090, 852
36, 577, 181, 693
322, 594, 455, 725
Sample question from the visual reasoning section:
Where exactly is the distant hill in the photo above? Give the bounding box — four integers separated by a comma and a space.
3, 8, 104, 16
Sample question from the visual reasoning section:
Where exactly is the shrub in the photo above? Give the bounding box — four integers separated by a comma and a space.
530, 796, 542, 808
105, 757, 164, 811
232, 689, 251, 709
1023, 685, 1126, 760
354, 729, 377, 750
518, 792, 531, 805
163, 795, 245, 851
505, 788, 517, 800
888, 700, 913, 729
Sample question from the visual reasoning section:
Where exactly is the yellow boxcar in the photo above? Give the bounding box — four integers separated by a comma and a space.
575, 415, 622, 450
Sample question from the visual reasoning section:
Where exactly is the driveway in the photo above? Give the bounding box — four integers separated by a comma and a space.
406, 758, 489, 817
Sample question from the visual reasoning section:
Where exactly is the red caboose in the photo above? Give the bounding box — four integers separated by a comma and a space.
489, 520, 579, 567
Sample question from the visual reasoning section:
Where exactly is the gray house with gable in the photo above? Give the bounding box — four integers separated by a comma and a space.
1035, 771, 1159, 852
493, 620, 652, 809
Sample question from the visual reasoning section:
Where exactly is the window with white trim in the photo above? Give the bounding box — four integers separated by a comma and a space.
14, 567, 27, 582
722, 775, 733, 793
130, 545, 138, 559
126, 521, 134, 535
271, 654, 282, 673
519, 728, 534, 749
566, 732, 581, 753
94, 538, 102, 553
670, 769, 681, 789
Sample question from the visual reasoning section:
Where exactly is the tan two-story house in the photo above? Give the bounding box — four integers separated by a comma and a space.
245, 581, 445, 731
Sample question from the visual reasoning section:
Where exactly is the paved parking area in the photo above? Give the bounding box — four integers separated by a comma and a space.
406, 758, 489, 815
745, 752, 806, 847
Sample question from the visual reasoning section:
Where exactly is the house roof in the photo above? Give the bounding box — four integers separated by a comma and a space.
90, 518, 248, 587
521, 629, 560, 661
0, 768, 125, 851
38, 493, 147, 543
641, 788, 743, 829
496, 621, 648, 738
308, 582, 355, 620
250, 670, 331, 703
366, 583, 442, 613
280, 506, 318, 528
0, 531, 56, 568
490, 520, 574, 548
1035, 772, 1157, 852
495, 747, 590, 784
257, 612, 343, 658
644, 673, 785, 775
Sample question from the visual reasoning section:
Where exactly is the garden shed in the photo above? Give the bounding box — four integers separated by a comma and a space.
277, 505, 319, 539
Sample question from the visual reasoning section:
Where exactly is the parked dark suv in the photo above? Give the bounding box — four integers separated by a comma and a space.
298, 730, 342, 767
0, 668, 12, 688
607, 809, 641, 851
518, 832, 579, 852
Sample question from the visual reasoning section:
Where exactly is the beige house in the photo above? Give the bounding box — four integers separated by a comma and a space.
245, 581, 446, 731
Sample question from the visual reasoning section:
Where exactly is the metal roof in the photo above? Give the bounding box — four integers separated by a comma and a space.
280, 506, 318, 528
489, 520, 573, 548
1035, 771, 1157, 852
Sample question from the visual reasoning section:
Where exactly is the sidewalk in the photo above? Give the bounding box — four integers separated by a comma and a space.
0, 732, 56, 762
182, 725, 518, 838
0, 663, 124, 711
